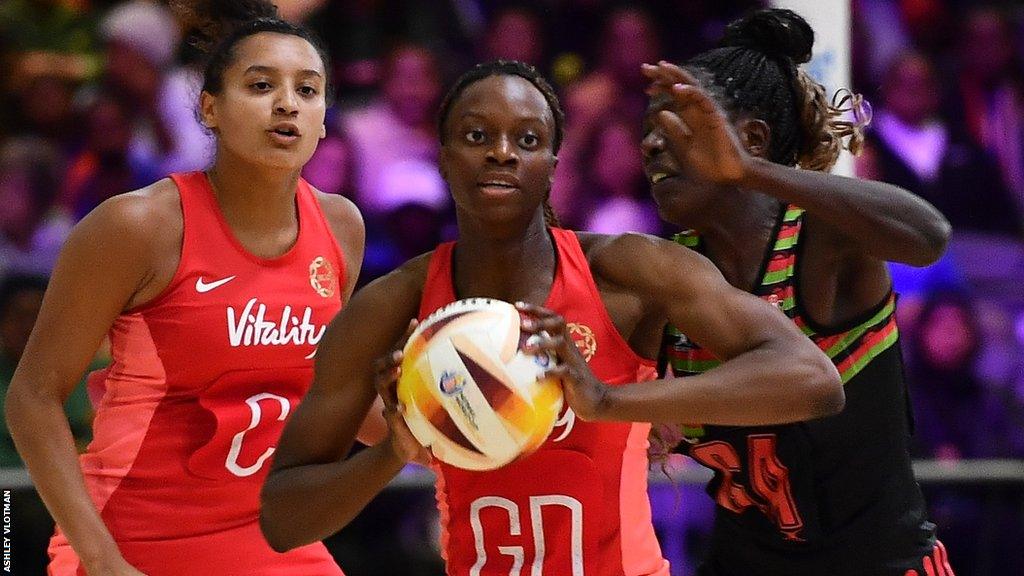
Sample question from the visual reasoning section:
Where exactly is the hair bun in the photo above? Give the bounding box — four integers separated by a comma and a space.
720, 8, 814, 65
172, 0, 279, 53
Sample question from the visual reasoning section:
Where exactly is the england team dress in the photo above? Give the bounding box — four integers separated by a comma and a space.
418, 228, 670, 576
49, 172, 346, 575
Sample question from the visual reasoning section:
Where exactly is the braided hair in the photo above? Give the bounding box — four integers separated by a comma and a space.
171, 0, 334, 102
437, 60, 564, 226
686, 9, 865, 172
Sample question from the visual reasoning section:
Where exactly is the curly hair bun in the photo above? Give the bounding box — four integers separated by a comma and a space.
721, 8, 814, 65
171, 0, 279, 53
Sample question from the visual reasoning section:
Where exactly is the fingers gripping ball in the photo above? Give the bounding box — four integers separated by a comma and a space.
397, 298, 563, 470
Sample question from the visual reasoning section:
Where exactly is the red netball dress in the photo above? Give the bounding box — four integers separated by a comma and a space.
48, 172, 346, 576
418, 228, 670, 576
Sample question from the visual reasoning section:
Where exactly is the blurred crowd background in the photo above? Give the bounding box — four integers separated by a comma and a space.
1, 0, 1023, 575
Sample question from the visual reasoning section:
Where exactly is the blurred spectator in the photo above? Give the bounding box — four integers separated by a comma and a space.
563, 5, 660, 131
858, 51, 1022, 235
654, 0, 765, 61
0, 138, 73, 282
60, 95, 161, 219
573, 118, 661, 234
905, 290, 1017, 459
900, 0, 953, 54
904, 289, 1024, 574
554, 5, 661, 219
852, 0, 911, 92
0, 0, 97, 143
359, 160, 450, 285
0, 0, 95, 52
308, 0, 482, 93
341, 43, 444, 217
0, 273, 100, 574
946, 7, 1024, 230
94, 0, 211, 176
0, 0, 98, 75
302, 111, 358, 199
8, 74, 80, 147
479, 4, 546, 68
0, 275, 94, 467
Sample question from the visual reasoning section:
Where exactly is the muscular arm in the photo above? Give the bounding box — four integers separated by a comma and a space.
5, 188, 177, 575
738, 157, 951, 266
645, 62, 951, 267
315, 191, 388, 445
260, 262, 424, 552
591, 235, 843, 425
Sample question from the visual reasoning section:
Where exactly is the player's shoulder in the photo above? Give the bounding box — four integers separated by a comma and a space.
390, 251, 434, 288
576, 230, 706, 293
73, 177, 182, 247
312, 188, 363, 226
577, 230, 682, 271
356, 251, 433, 304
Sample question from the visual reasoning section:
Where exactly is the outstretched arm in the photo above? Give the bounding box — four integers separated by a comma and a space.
644, 61, 950, 266
522, 234, 843, 425
260, 264, 426, 552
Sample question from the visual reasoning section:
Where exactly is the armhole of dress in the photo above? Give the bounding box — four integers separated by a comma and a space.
125, 173, 192, 314
303, 180, 348, 301
418, 242, 456, 320
557, 230, 657, 368
791, 209, 896, 336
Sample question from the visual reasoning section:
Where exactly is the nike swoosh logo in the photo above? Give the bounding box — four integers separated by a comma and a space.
195, 275, 237, 293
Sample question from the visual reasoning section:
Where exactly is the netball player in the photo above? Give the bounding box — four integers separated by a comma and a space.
5, 1, 363, 574
260, 60, 843, 576
637, 9, 954, 576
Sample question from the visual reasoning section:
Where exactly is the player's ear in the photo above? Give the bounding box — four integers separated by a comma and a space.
737, 118, 770, 159
199, 91, 218, 131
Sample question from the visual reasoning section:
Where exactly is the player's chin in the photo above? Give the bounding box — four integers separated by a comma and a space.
651, 178, 684, 207
653, 181, 710, 222
257, 149, 315, 171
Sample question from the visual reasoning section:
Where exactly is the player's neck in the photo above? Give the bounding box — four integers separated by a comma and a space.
205, 157, 302, 232
453, 215, 555, 305
695, 191, 781, 291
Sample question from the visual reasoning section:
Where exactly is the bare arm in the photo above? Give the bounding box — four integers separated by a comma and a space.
644, 61, 951, 266
4, 190, 175, 576
315, 191, 388, 445
736, 157, 950, 266
737, 156, 942, 264
260, 262, 426, 552
522, 234, 842, 425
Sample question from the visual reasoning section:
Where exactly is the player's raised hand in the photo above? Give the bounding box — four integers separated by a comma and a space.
641, 60, 700, 95
373, 320, 431, 466
515, 302, 609, 421
642, 61, 749, 185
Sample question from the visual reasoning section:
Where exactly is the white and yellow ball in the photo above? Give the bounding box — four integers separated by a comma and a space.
397, 298, 563, 471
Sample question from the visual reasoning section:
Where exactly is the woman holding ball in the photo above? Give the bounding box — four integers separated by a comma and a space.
261, 60, 842, 576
